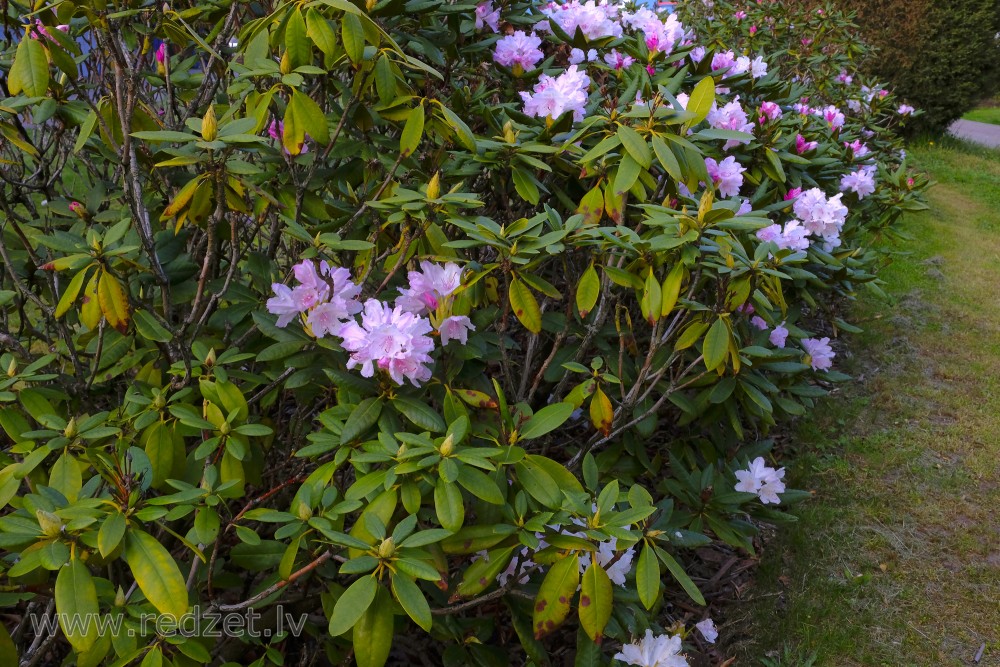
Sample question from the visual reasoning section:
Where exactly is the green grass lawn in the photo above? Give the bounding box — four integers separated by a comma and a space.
961, 107, 1000, 126
724, 138, 1000, 666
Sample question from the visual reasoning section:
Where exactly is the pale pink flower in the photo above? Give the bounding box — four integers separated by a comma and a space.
705, 156, 746, 198
475, 1, 501, 32
520, 65, 591, 122
397, 261, 465, 314
707, 97, 754, 149
338, 300, 436, 386
816, 104, 845, 130
795, 134, 818, 154
802, 337, 835, 371
769, 322, 789, 348
695, 618, 718, 644
751, 316, 768, 330
840, 166, 876, 199
735, 456, 785, 504
711, 50, 736, 72
898, 104, 915, 115
603, 49, 635, 70
794, 188, 848, 238
438, 315, 475, 345
759, 101, 782, 121
31, 20, 69, 42
614, 631, 689, 667
494, 31, 544, 70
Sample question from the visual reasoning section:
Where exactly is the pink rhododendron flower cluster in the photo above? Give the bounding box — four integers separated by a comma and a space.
844, 139, 870, 159
707, 97, 754, 149
756, 220, 810, 251
541, 0, 624, 40
31, 20, 69, 42
840, 166, 876, 199
266, 260, 362, 329
769, 322, 789, 348
614, 631, 689, 667
494, 30, 544, 71
816, 104, 845, 130
705, 156, 746, 198
759, 101, 782, 121
623, 8, 684, 54
267, 260, 474, 385
795, 134, 818, 154
734, 456, 786, 504
603, 49, 635, 70
794, 188, 848, 242
520, 65, 591, 121
338, 300, 436, 386
802, 336, 835, 370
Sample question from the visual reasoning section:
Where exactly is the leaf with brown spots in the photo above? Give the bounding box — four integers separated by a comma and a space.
98, 271, 130, 334
509, 276, 541, 334
589, 386, 613, 437
532, 552, 579, 639
454, 388, 498, 410
577, 184, 604, 225
578, 560, 612, 642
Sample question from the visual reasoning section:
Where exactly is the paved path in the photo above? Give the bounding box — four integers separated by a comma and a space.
948, 118, 1000, 148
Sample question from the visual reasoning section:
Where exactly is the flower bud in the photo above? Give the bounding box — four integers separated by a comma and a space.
439, 433, 454, 456
202, 105, 217, 141
280, 51, 292, 75
64, 417, 78, 439
7, 358, 16, 377
153, 393, 166, 410
204, 348, 216, 367
377, 537, 395, 559
296, 503, 313, 521
426, 172, 441, 201
115, 586, 127, 607
219, 421, 231, 436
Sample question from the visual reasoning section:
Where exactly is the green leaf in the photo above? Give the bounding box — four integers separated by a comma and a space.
305, 8, 338, 56
576, 263, 600, 319
99, 511, 127, 558
578, 561, 612, 642
9, 37, 49, 97
532, 553, 580, 639
55, 557, 99, 652
519, 402, 575, 441
329, 575, 377, 636
133, 310, 172, 343
392, 396, 445, 432
341, 397, 384, 444
512, 168, 541, 205
457, 466, 504, 505
55, 267, 90, 319
289, 90, 329, 144
130, 131, 199, 143
49, 450, 82, 502
353, 587, 394, 667
640, 268, 662, 325
285, 7, 311, 69
686, 76, 716, 127
651, 135, 683, 183
123, 530, 189, 619
375, 55, 397, 105
509, 277, 542, 334
656, 546, 706, 605
617, 125, 651, 168
613, 154, 641, 196
455, 546, 516, 597
515, 458, 559, 508
434, 479, 464, 532
636, 542, 659, 610
400, 103, 425, 157
341, 12, 365, 65
703, 317, 730, 370
660, 263, 684, 316
391, 574, 432, 631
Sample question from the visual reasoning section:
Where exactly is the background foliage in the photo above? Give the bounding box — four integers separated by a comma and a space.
1, 0, 925, 665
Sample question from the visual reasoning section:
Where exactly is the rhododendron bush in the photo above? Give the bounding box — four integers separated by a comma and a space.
0, 0, 927, 665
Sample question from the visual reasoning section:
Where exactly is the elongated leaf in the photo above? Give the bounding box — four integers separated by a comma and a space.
97, 271, 130, 334
400, 103, 425, 157
289, 90, 329, 144
686, 76, 715, 127
285, 7, 311, 69
651, 135, 682, 182
55, 267, 90, 319
519, 402, 574, 441
660, 263, 684, 317
576, 263, 600, 318
434, 479, 464, 532
703, 317, 730, 370
392, 396, 445, 432
391, 574, 431, 631
99, 511, 127, 558
532, 553, 580, 639
640, 268, 661, 325
341, 12, 365, 65
636, 542, 659, 610
455, 546, 516, 597
588, 386, 613, 437
509, 277, 542, 334
9, 37, 49, 97
55, 557, 98, 652
613, 154, 641, 196
329, 575, 377, 636
80, 272, 101, 330
656, 546, 706, 605
306, 9, 338, 56
578, 561, 613, 642
124, 530, 189, 619
341, 397, 383, 444
617, 125, 651, 168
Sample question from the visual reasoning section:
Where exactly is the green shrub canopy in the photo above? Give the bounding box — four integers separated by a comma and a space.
0, 0, 926, 665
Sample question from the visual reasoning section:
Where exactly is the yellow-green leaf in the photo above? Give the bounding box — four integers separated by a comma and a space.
80, 272, 101, 330
576, 263, 600, 319
99, 511, 127, 558
703, 317, 730, 370
636, 542, 659, 610
577, 184, 604, 225
434, 478, 464, 532
391, 573, 432, 631
660, 262, 684, 317
9, 37, 49, 97
400, 103, 425, 157
341, 12, 365, 65
454, 546, 516, 597
579, 561, 613, 642
55, 267, 91, 319
328, 575, 377, 636
123, 530, 189, 619
617, 125, 651, 168
588, 386, 613, 437
640, 268, 661, 325
353, 586, 394, 667
686, 76, 716, 127
284, 7, 311, 69
306, 8, 338, 56
289, 89, 329, 144
49, 451, 82, 502
509, 276, 541, 334
97, 271, 130, 334
532, 553, 580, 639
55, 557, 99, 652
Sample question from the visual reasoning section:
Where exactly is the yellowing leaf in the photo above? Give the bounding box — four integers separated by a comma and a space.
660, 262, 684, 317
9, 37, 49, 97
55, 266, 91, 319
576, 262, 600, 319
532, 553, 579, 639
579, 561, 613, 642
589, 386, 613, 437
703, 317, 731, 371
123, 530, 189, 619
686, 76, 716, 127
97, 271, 130, 334
509, 276, 541, 334
55, 557, 99, 652
80, 271, 101, 330
400, 103, 425, 157
577, 184, 604, 225
640, 268, 661, 325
